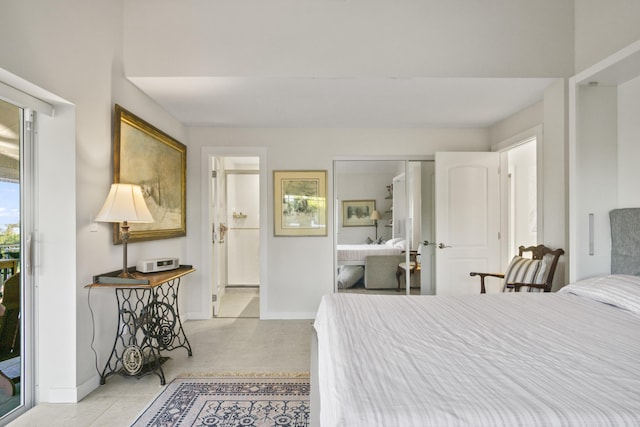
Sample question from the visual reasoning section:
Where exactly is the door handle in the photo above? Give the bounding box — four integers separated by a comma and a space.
437, 243, 452, 249
219, 223, 228, 243
26, 231, 37, 274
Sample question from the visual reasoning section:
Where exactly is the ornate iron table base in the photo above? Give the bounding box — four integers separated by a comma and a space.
88, 266, 195, 385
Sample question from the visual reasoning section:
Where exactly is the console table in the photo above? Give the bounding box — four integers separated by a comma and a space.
86, 265, 195, 385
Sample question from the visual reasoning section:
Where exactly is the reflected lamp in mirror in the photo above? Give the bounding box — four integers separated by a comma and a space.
95, 183, 154, 278
370, 210, 381, 240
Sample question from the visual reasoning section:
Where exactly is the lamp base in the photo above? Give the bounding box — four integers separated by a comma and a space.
119, 222, 132, 279
117, 270, 135, 279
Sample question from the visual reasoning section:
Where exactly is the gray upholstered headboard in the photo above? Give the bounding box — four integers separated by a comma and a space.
610, 208, 640, 275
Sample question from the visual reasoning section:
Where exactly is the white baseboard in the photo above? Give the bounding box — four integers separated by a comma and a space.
186, 310, 316, 320
40, 373, 100, 403
186, 310, 213, 320
77, 374, 101, 401
259, 311, 316, 320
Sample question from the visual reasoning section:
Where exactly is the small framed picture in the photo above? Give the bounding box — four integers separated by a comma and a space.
274, 170, 327, 237
342, 200, 376, 227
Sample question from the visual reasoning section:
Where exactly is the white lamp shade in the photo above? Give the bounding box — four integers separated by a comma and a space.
370, 210, 381, 220
95, 183, 154, 223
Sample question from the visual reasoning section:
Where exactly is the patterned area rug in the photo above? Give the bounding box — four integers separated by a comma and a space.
131, 374, 310, 427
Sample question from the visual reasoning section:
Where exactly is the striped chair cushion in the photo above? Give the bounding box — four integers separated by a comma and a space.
503, 255, 547, 292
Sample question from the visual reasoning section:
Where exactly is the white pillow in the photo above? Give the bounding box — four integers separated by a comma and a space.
394, 239, 407, 250
385, 238, 404, 247
559, 274, 640, 314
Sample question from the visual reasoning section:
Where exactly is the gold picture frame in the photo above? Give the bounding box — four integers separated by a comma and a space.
342, 200, 376, 227
274, 170, 327, 237
112, 104, 187, 243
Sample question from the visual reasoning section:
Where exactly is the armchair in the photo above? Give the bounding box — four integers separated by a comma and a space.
470, 245, 564, 293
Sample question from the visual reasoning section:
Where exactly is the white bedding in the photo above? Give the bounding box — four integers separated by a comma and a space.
314, 275, 640, 426
337, 243, 403, 264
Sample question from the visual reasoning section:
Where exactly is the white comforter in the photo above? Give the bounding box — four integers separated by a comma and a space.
337, 244, 402, 263
314, 275, 640, 426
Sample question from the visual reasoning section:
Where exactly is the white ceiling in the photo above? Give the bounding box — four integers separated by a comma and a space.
0, 99, 19, 161
129, 76, 557, 128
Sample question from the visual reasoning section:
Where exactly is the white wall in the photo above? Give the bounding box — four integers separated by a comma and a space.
124, 0, 574, 79
508, 141, 538, 256
574, 0, 640, 74
336, 168, 397, 244
489, 102, 543, 144
569, 37, 640, 283
487, 79, 567, 287
541, 79, 569, 288
572, 85, 618, 280
0, 0, 187, 402
617, 75, 640, 207
185, 128, 490, 319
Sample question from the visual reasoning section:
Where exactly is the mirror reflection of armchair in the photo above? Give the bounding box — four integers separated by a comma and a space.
396, 250, 419, 291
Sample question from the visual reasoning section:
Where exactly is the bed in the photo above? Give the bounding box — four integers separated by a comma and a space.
336, 239, 407, 289
312, 275, 640, 426
336, 238, 405, 265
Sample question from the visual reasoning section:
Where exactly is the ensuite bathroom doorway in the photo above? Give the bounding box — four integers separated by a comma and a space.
211, 156, 260, 318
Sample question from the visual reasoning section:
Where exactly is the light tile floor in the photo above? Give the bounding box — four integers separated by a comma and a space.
216, 287, 260, 318
8, 317, 313, 427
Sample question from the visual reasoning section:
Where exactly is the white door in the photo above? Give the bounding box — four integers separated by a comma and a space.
211, 158, 226, 316
435, 152, 500, 295
226, 172, 260, 285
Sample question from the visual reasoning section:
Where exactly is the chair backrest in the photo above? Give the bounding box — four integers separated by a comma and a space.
404, 250, 419, 265
509, 245, 564, 292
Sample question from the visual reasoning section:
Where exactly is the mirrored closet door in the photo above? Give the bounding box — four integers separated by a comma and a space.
334, 159, 434, 296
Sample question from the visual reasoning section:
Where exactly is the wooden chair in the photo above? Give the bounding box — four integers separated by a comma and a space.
0, 258, 17, 288
396, 250, 419, 291
0, 272, 20, 395
470, 245, 564, 293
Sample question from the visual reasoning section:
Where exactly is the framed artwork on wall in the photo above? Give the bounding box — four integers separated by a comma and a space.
112, 104, 187, 243
274, 170, 327, 236
342, 200, 376, 227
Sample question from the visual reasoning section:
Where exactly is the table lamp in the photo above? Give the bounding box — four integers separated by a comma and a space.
371, 210, 381, 240
96, 183, 154, 278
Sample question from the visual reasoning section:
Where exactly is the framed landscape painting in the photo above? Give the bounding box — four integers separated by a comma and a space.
274, 170, 327, 236
112, 104, 187, 243
342, 200, 376, 227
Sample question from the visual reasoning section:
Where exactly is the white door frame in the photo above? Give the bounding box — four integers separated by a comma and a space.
0, 87, 45, 419
200, 147, 268, 318
492, 125, 543, 270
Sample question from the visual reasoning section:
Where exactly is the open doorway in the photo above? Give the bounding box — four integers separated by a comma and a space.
500, 136, 539, 265
208, 155, 262, 319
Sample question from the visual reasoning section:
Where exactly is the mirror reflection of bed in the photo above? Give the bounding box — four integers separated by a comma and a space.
334, 160, 434, 295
